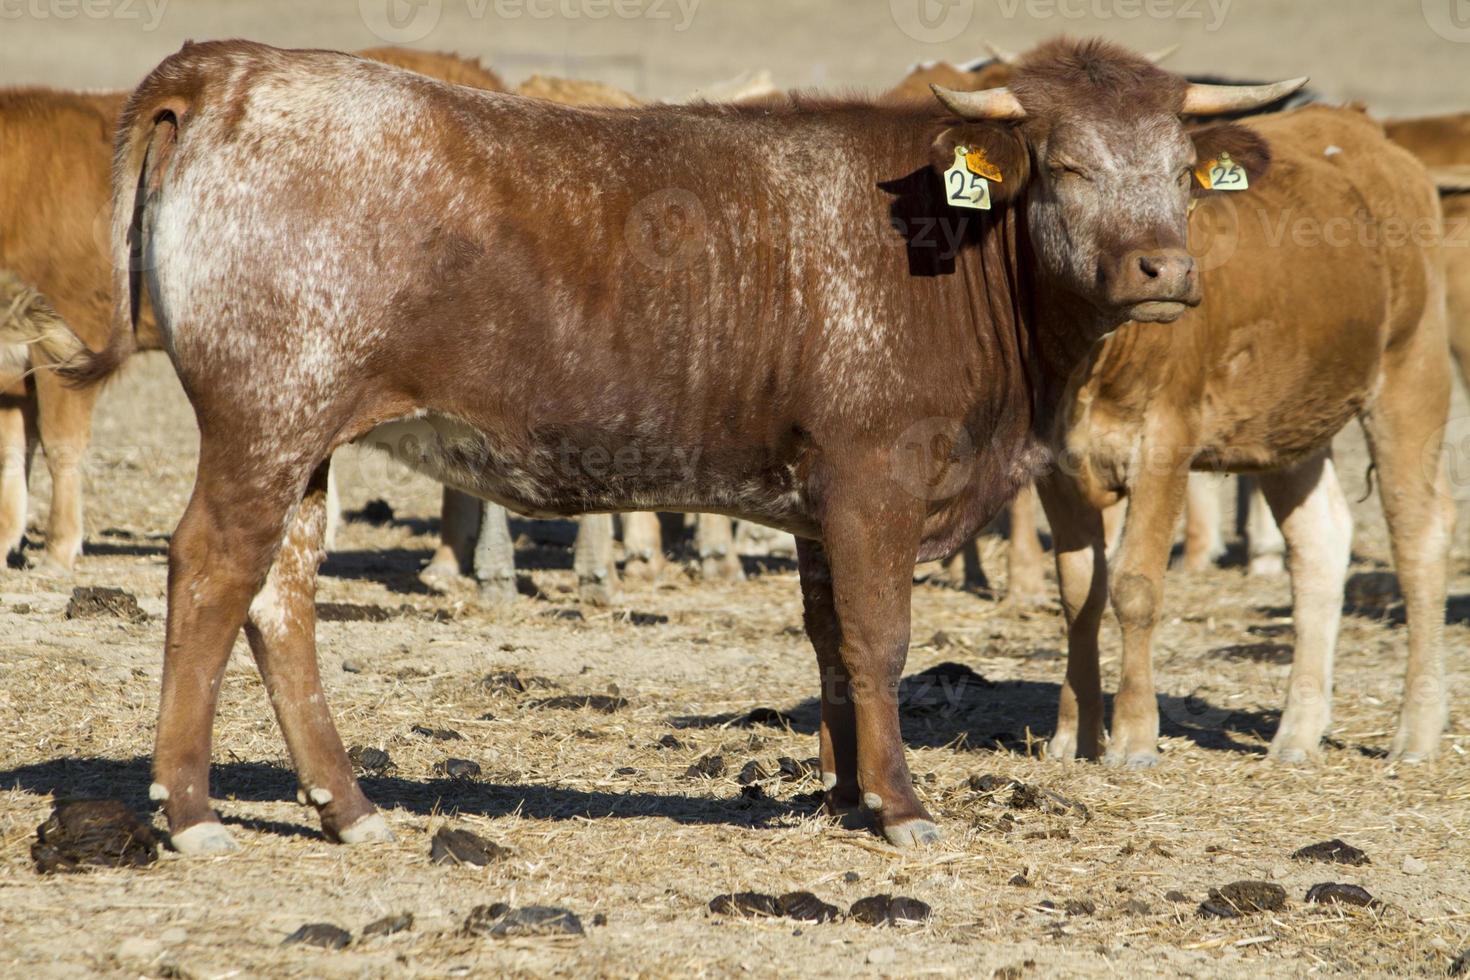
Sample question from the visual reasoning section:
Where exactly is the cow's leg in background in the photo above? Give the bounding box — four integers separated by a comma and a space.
1104, 453, 1192, 768
800, 496, 936, 846
1035, 471, 1109, 762
1361, 309, 1452, 762
471, 500, 518, 603
574, 513, 618, 605
1241, 477, 1286, 575
32, 367, 98, 575
696, 513, 743, 581
1256, 454, 1352, 762
0, 380, 33, 563
937, 537, 987, 591
243, 460, 389, 846
1006, 484, 1048, 604
621, 511, 664, 580
322, 462, 340, 552
1181, 472, 1226, 571
421, 487, 480, 588
734, 519, 798, 560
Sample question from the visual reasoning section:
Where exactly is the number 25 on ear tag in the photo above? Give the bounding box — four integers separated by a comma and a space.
1197, 151, 1249, 191
945, 146, 992, 210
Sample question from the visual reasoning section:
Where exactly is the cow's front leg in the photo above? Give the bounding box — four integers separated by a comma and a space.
1105, 455, 1190, 769
1006, 485, 1048, 604
244, 462, 389, 844
1035, 471, 1109, 761
815, 499, 935, 847
0, 382, 32, 563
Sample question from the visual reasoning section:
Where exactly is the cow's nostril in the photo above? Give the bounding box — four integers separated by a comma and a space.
1138, 255, 1162, 279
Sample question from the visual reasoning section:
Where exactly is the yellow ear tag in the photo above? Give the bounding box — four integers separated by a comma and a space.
1197, 151, 1249, 191
965, 148, 1003, 183
944, 146, 992, 211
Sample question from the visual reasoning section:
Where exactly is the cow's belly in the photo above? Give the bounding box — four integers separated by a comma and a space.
355, 412, 816, 534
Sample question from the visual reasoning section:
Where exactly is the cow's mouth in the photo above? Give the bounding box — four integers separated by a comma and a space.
1125, 299, 1192, 323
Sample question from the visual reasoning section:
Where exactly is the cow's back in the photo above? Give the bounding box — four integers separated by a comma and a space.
0, 88, 124, 347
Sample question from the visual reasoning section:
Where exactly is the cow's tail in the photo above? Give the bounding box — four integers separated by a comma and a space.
58, 79, 193, 387
0, 271, 89, 373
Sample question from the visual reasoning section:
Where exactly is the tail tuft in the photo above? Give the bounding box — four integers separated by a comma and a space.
0, 270, 102, 384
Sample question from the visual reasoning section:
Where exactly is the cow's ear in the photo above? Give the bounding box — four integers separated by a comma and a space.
930, 124, 1030, 207
1189, 122, 1271, 196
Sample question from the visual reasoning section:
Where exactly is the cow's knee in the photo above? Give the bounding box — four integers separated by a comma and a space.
1111, 571, 1157, 630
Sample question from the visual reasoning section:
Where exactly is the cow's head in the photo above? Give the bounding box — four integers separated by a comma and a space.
929, 39, 1301, 325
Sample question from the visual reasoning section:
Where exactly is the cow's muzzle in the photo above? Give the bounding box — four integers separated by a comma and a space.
1104, 248, 1201, 323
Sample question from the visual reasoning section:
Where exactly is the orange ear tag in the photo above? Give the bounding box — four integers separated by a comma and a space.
965, 148, 1003, 183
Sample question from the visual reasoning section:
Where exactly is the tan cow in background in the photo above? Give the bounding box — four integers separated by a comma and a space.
0, 48, 507, 574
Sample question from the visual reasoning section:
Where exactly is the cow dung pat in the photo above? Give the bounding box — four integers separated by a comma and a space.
64, 586, 147, 623
656, 733, 686, 750
347, 745, 393, 775
709, 892, 782, 917
362, 913, 414, 937
685, 755, 726, 779
411, 724, 464, 741
433, 758, 482, 780
736, 760, 768, 786
32, 799, 159, 873
283, 923, 352, 950
849, 895, 933, 926
430, 826, 508, 866
1291, 839, 1370, 866
777, 892, 841, 923
1450, 950, 1469, 977
1305, 882, 1378, 908
1198, 881, 1287, 918
464, 904, 584, 938
530, 694, 628, 713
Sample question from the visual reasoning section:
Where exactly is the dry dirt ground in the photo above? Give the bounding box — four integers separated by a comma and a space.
0, 359, 1466, 979
2, 1, 1470, 977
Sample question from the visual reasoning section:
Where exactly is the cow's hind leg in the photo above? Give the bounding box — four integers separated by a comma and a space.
796, 538, 860, 816
1257, 454, 1352, 763
1180, 473, 1225, 572
621, 512, 664, 581
696, 514, 743, 582
472, 501, 518, 603
1006, 484, 1048, 604
1361, 318, 1452, 762
422, 487, 479, 589
153, 443, 318, 853
574, 514, 618, 604
32, 369, 99, 575
244, 460, 390, 844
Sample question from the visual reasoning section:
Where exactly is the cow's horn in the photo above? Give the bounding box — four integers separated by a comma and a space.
983, 42, 1021, 66
1144, 43, 1181, 64
1181, 76, 1309, 115
931, 84, 1027, 120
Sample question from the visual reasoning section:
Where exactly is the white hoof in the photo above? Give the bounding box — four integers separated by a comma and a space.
171, 822, 240, 855
338, 812, 395, 845
882, 819, 943, 848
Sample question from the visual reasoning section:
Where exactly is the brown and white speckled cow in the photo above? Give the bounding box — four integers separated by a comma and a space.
77, 39, 1299, 852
